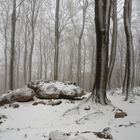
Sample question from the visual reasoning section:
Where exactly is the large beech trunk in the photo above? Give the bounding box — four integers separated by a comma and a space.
92, 0, 111, 105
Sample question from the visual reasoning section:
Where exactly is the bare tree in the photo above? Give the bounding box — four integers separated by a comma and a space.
69, 41, 74, 81
43, 40, 48, 80
22, 1, 30, 85
82, 38, 87, 89
39, 24, 43, 79
54, 0, 60, 80
23, 16, 29, 85
77, 0, 88, 86
91, 0, 112, 105
28, 0, 40, 82
9, 0, 16, 90
107, 0, 118, 89
0, 0, 10, 92
123, 0, 134, 100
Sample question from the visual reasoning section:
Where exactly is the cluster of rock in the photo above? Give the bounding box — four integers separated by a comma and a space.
49, 128, 113, 140
0, 81, 84, 107
0, 88, 34, 106
0, 114, 8, 125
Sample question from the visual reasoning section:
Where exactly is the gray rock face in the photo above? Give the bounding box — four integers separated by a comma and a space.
0, 97, 10, 106
0, 81, 85, 107
31, 81, 84, 100
0, 88, 35, 106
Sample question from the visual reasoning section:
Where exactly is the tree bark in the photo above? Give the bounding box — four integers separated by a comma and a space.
43, 42, 48, 80
89, 44, 95, 91
123, 0, 135, 100
92, 0, 111, 105
69, 43, 74, 81
3, 8, 9, 92
39, 28, 43, 80
82, 39, 87, 89
16, 42, 21, 88
77, 0, 88, 86
54, 0, 60, 80
28, 0, 39, 82
107, 0, 118, 89
23, 19, 28, 85
4, 31, 8, 92
28, 13, 35, 82
9, 0, 16, 90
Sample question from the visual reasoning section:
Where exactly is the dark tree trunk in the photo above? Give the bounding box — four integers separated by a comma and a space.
4, 19, 8, 92
107, 0, 118, 89
23, 21, 28, 85
39, 29, 43, 79
28, 23, 35, 82
17, 41, 21, 88
43, 42, 47, 80
9, 0, 16, 90
123, 0, 134, 100
92, 0, 111, 105
54, 0, 60, 80
4, 34, 8, 92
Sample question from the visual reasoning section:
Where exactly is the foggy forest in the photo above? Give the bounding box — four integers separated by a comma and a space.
0, 0, 140, 140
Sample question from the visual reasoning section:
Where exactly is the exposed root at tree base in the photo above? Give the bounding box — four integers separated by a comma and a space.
75, 112, 104, 124
63, 94, 115, 116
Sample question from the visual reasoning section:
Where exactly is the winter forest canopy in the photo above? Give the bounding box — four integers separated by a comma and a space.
0, 0, 140, 102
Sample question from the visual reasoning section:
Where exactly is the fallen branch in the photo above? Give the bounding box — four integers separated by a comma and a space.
119, 122, 134, 127
63, 95, 93, 116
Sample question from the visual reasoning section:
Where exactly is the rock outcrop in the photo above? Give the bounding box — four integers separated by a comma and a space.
0, 88, 35, 106
31, 81, 84, 100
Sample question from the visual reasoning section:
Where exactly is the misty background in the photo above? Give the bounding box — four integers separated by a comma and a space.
0, 0, 140, 94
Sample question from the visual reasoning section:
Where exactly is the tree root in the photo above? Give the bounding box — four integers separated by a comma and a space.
118, 121, 140, 127
63, 93, 115, 116
62, 95, 92, 116
75, 112, 103, 124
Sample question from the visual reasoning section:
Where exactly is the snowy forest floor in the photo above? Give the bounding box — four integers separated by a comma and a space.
0, 88, 140, 140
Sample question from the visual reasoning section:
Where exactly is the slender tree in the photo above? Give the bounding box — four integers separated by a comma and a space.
23, 1, 30, 85
43, 41, 48, 80
54, 0, 60, 80
23, 16, 28, 85
77, 0, 88, 85
28, 0, 40, 82
39, 25, 43, 79
82, 38, 87, 89
0, 0, 10, 92
107, 0, 118, 88
9, 0, 16, 90
123, 0, 134, 100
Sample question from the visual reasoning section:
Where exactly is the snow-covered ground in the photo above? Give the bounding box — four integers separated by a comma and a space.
0, 89, 140, 140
